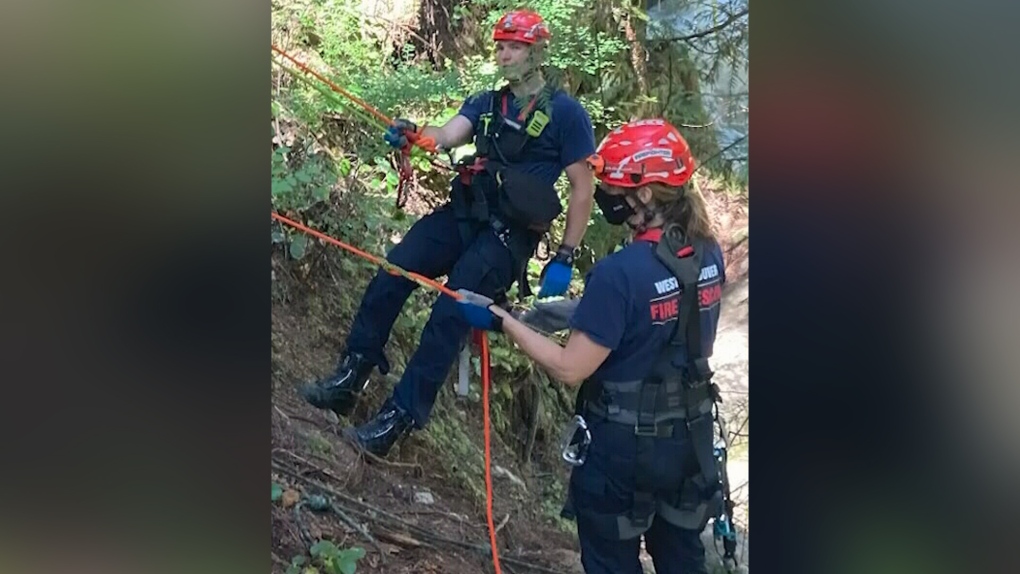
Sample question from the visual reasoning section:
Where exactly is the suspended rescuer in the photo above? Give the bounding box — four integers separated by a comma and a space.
458, 119, 731, 574
299, 9, 597, 458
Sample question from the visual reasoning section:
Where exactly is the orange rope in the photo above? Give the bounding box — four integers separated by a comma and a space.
272, 44, 393, 126
271, 43, 441, 210
480, 334, 502, 574
271, 44, 437, 153
271, 212, 459, 300
271, 211, 503, 573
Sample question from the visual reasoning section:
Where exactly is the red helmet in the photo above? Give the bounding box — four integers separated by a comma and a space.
588, 119, 696, 188
492, 10, 551, 44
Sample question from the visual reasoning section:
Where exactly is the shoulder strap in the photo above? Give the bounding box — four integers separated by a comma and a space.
654, 229, 704, 362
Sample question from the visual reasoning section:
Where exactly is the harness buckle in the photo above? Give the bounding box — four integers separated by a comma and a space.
560, 415, 591, 467
629, 492, 656, 530
455, 155, 487, 185
634, 421, 659, 437
634, 378, 662, 436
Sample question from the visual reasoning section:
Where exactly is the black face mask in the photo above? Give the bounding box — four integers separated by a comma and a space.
594, 185, 635, 225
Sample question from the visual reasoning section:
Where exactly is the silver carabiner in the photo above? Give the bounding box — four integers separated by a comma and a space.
560, 415, 592, 467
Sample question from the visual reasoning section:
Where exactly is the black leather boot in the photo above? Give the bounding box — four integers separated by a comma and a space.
299, 351, 374, 417
343, 399, 414, 458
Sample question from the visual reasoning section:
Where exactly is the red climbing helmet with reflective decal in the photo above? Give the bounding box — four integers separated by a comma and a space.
587, 119, 696, 188
492, 10, 551, 44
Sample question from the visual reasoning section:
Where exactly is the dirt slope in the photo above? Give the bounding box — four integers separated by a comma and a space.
271, 286, 584, 574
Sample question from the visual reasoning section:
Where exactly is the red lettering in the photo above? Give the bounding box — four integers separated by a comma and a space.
698, 284, 722, 307
649, 297, 680, 321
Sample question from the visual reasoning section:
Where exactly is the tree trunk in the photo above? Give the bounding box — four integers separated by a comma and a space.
416, 0, 458, 69
621, 0, 651, 116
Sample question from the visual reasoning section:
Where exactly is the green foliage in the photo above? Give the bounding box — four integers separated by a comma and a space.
285, 554, 307, 574
296, 540, 364, 574
271, 145, 335, 212
422, 406, 487, 502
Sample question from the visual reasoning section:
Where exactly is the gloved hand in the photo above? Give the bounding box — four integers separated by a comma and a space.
456, 289, 504, 332
537, 245, 576, 298
383, 118, 418, 149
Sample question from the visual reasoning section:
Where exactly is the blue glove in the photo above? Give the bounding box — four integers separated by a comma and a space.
456, 289, 504, 332
537, 246, 576, 298
383, 118, 418, 149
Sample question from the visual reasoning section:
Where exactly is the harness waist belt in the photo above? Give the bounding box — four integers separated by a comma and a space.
585, 401, 712, 428
586, 378, 714, 425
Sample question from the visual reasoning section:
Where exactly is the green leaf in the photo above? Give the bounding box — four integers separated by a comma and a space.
296, 170, 313, 184
339, 547, 365, 561
272, 483, 283, 501
289, 234, 308, 259
338, 157, 352, 177
272, 179, 294, 197
310, 540, 338, 558
337, 559, 357, 574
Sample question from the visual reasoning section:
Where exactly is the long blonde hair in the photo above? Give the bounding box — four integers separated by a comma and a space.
645, 181, 715, 241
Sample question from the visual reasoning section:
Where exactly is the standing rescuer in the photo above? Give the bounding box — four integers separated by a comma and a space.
458, 119, 730, 574
299, 9, 597, 458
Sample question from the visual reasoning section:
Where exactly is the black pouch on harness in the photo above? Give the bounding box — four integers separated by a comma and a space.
488, 165, 562, 231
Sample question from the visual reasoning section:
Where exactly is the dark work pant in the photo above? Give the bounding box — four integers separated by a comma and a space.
569, 416, 709, 574
345, 203, 525, 427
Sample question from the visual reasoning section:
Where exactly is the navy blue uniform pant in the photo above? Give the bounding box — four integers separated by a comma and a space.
568, 416, 709, 574
345, 203, 529, 427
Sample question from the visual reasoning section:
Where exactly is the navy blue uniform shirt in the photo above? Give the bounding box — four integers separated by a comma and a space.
458, 88, 596, 187
569, 233, 726, 382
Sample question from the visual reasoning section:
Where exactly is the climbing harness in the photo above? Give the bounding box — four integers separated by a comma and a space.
449, 82, 561, 301
269, 43, 506, 572
560, 226, 740, 570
